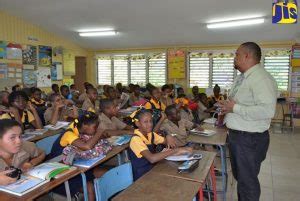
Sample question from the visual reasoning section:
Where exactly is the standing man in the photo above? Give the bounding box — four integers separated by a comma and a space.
219, 42, 277, 201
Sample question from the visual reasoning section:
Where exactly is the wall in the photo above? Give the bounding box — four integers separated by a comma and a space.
0, 11, 89, 92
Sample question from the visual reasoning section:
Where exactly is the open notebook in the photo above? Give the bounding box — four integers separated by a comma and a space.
0, 162, 70, 196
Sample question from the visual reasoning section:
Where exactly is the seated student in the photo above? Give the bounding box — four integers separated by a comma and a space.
187, 86, 200, 100
30, 87, 47, 125
79, 83, 94, 103
0, 91, 43, 129
12, 84, 21, 92
44, 93, 78, 125
59, 113, 110, 201
160, 84, 174, 107
48, 84, 60, 98
144, 84, 166, 126
30, 88, 46, 108
129, 108, 193, 180
115, 82, 123, 95
175, 94, 194, 122
198, 93, 216, 117
0, 91, 10, 113
0, 119, 45, 172
98, 98, 134, 136
144, 85, 166, 111
208, 84, 224, 107
160, 104, 202, 146
60, 85, 72, 100
129, 85, 146, 106
82, 87, 98, 112
105, 86, 118, 100
176, 87, 185, 98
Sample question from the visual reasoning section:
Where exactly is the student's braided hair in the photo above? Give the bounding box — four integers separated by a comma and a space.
73, 111, 99, 129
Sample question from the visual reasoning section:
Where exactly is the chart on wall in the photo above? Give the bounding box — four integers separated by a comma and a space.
6, 43, 22, 60
23, 70, 37, 88
7, 63, 23, 83
36, 67, 52, 87
167, 49, 186, 79
22, 45, 37, 66
39, 45, 52, 67
0, 41, 7, 59
51, 62, 63, 81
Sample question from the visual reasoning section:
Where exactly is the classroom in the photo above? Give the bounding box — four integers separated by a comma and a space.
0, 0, 299, 201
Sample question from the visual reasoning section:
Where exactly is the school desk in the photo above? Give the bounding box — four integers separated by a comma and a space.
28, 128, 65, 142
152, 151, 216, 183
0, 168, 81, 201
187, 123, 228, 201
79, 144, 129, 201
112, 171, 201, 201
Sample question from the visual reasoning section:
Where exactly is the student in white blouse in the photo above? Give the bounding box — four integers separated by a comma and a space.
219, 42, 277, 201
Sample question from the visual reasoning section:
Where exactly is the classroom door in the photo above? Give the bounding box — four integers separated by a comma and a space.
74, 56, 87, 93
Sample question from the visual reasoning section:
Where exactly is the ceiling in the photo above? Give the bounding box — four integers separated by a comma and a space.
0, 0, 299, 50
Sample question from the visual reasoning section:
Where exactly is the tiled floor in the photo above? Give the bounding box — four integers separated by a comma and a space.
223, 127, 300, 201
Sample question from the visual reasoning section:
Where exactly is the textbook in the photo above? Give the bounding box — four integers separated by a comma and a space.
189, 129, 216, 137
0, 162, 70, 196
44, 121, 70, 130
73, 154, 106, 168
113, 135, 132, 146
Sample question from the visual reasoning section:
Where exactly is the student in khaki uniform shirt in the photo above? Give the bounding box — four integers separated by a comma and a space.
44, 93, 78, 125
79, 83, 94, 103
82, 87, 98, 113
0, 91, 42, 129
160, 84, 173, 107
98, 98, 134, 136
0, 119, 45, 173
160, 104, 203, 146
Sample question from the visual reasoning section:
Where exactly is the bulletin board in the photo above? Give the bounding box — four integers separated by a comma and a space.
167, 49, 186, 79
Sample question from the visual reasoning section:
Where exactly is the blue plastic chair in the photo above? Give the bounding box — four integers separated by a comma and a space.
94, 162, 133, 201
36, 133, 61, 155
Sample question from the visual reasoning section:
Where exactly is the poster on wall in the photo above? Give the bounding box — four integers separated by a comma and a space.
38, 45, 52, 67
167, 50, 186, 79
51, 62, 63, 81
36, 67, 52, 87
23, 70, 37, 88
0, 63, 8, 79
22, 45, 37, 66
63, 50, 75, 75
53, 46, 63, 62
0, 41, 7, 59
6, 43, 22, 60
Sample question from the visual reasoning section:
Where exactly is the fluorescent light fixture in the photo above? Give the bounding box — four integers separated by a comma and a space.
207, 18, 265, 29
79, 31, 118, 37
77, 28, 114, 32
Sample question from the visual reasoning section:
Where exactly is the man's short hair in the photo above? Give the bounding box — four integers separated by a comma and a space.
241, 42, 262, 62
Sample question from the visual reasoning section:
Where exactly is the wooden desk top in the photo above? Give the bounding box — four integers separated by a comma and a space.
187, 124, 227, 145
151, 151, 216, 183
112, 171, 200, 201
80, 144, 129, 171
29, 129, 65, 142
0, 168, 81, 201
